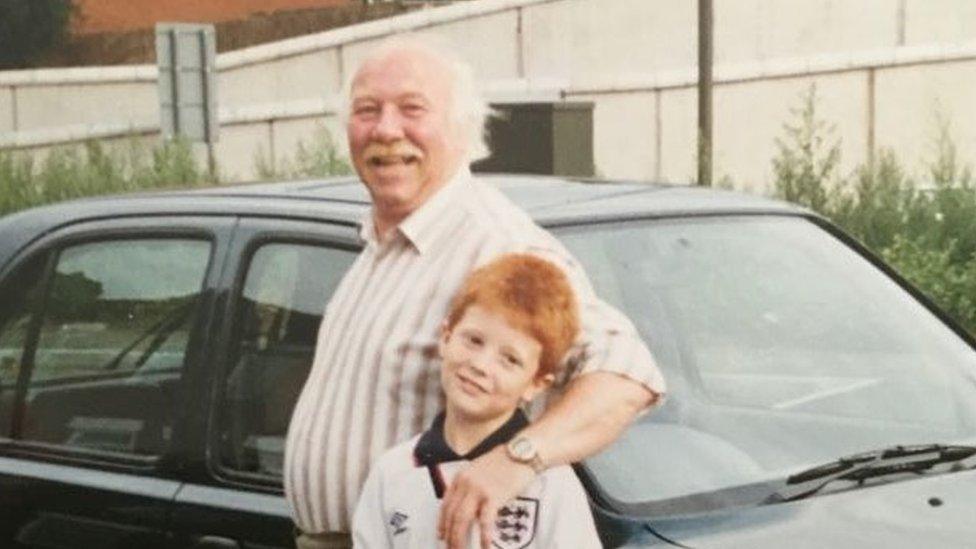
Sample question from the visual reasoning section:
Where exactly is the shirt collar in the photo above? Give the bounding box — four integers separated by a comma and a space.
413, 409, 529, 466
357, 166, 472, 253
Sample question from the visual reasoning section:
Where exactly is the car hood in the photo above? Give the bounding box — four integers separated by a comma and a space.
626, 468, 976, 548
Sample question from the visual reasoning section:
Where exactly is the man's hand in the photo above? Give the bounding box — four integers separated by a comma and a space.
438, 446, 535, 549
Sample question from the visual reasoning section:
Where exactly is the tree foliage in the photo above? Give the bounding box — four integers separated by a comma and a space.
772, 84, 841, 213
0, 0, 74, 69
772, 84, 976, 335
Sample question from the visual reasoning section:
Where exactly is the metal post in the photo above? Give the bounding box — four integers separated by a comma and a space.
167, 28, 181, 136
698, 0, 713, 186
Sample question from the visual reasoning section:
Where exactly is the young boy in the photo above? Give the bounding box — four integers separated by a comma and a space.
352, 253, 602, 548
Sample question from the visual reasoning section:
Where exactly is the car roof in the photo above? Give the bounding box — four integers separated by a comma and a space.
0, 174, 805, 266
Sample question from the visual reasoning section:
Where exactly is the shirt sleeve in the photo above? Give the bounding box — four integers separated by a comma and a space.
351, 465, 391, 548
528, 244, 667, 398
537, 467, 603, 548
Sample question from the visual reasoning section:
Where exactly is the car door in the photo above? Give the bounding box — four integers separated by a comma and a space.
168, 217, 359, 549
0, 215, 233, 549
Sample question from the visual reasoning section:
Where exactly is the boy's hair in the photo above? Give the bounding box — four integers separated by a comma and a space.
445, 253, 579, 378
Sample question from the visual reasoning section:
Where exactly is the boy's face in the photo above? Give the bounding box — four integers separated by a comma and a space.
439, 305, 552, 423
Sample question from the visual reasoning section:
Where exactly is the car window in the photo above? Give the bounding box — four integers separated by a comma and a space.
0, 254, 48, 439
18, 238, 211, 456
559, 216, 976, 507
217, 242, 355, 478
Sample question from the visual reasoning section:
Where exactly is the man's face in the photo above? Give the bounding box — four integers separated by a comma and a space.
347, 49, 465, 222
439, 305, 550, 424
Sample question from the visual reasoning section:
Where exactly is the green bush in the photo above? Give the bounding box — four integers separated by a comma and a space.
254, 127, 353, 180
0, 139, 210, 217
772, 84, 841, 213
1, 130, 356, 218
772, 84, 976, 335
881, 235, 976, 331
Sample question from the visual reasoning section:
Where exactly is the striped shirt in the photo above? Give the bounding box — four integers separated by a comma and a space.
283, 168, 666, 533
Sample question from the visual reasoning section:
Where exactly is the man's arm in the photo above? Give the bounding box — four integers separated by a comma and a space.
437, 371, 657, 549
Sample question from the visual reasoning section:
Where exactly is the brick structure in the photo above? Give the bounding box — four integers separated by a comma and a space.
72, 0, 358, 34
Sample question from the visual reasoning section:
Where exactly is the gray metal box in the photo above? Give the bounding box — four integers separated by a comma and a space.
473, 102, 594, 177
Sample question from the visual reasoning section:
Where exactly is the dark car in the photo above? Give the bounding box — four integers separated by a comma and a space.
2, 176, 976, 548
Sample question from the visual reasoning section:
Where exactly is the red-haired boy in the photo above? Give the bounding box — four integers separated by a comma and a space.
352, 253, 601, 548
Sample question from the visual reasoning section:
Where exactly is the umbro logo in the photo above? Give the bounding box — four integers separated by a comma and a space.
389, 511, 409, 535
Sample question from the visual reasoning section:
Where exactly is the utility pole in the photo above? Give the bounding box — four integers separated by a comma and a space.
698, 0, 713, 186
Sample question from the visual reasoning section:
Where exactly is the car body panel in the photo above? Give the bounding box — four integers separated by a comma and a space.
0, 176, 801, 276
644, 468, 976, 548
0, 455, 178, 548
1, 176, 975, 548
0, 214, 235, 548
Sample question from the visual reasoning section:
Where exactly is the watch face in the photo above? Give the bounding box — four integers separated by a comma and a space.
511, 437, 534, 459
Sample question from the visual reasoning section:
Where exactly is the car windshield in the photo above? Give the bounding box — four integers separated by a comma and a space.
557, 215, 976, 512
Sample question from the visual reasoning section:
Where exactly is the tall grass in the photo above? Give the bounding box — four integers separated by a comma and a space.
253, 127, 353, 180
0, 129, 355, 218
0, 138, 210, 216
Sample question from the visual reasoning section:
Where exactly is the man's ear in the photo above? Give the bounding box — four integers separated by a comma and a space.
438, 320, 451, 356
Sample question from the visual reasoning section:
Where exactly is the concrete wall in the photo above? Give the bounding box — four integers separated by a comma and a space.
874, 59, 976, 168
905, 0, 976, 45
2, 0, 976, 187
0, 87, 13, 133
219, 48, 342, 110
0, 66, 157, 134
714, 0, 901, 62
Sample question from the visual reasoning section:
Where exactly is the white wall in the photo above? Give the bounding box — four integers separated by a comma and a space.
714, 0, 902, 62
218, 48, 342, 111
0, 66, 157, 134
0, 87, 13, 133
2, 0, 976, 187
905, 0, 976, 45
874, 59, 976, 169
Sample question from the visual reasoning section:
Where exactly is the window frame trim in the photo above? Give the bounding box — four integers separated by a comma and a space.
206, 219, 360, 492
0, 216, 229, 472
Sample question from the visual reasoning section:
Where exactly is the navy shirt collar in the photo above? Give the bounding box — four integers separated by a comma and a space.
414, 409, 529, 466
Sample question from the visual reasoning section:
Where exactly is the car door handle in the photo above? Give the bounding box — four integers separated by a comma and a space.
193, 535, 242, 548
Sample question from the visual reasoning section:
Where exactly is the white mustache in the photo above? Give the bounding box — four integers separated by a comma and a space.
363, 144, 422, 165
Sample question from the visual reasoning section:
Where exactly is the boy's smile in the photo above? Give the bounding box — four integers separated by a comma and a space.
439, 305, 551, 427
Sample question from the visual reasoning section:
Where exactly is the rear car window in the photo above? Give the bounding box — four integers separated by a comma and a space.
217, 242, 355, 478
3, 238, 211, 456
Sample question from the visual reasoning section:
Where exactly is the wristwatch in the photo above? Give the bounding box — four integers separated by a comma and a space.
506, 435, 546, 474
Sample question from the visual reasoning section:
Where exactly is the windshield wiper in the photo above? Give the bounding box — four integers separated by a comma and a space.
765, 444, 976, 503
101, 299, 195, 372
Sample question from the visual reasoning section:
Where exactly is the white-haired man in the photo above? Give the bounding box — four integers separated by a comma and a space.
283, 38, 665, 549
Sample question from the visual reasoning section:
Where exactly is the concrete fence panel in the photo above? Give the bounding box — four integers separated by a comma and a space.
657, 87, 698, 185
711, 71, 870, 192
0, 88, 13, 134
904, 0, 976, 46
219, 47, 342, 111
874, 58, 976, 175
522, 0, 697, 81
213, 122, 273, 181
2, 0, 976, 189
571, 91, 657, 182
339, 9, 522, 83
13, 81, 158, 133
267, 115, 343, 173
716, 0, 901, 64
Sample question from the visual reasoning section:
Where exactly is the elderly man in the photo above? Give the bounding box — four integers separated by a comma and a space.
283, 38, 665, 549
